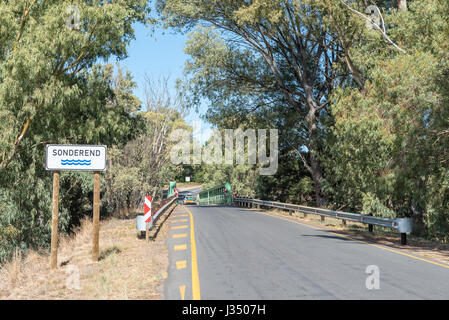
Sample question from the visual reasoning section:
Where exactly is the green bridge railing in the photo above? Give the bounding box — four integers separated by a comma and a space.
198, 182, 232, 205
168, 181, 176, 198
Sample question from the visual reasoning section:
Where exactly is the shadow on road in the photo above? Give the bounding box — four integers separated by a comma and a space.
301, 234, 353, 241
195, 205, 235, 208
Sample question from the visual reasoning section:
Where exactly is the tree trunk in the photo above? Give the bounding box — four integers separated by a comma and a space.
398, 0, 407, 11
411, 203, 425, 237
306, 106, 327, 208
310, 152, 326, 207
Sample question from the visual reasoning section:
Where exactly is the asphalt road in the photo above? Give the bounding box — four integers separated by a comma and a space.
177, 185, 201, 199
165, 204, 449, 300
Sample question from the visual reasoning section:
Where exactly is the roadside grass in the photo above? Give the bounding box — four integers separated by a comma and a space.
0, 207, 174, 299
247, 206, 449, 266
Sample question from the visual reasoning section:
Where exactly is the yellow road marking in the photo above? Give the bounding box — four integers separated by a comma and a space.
173, 219, 188, 223
174, 244, 187, 251
176, 260, 187, 269
179, 285, 186, 300
184, 205, 201, 300
172, 225, 188, 230
172, 233, 187, 239
176, 214, 188, 217
253, 210, 449, 270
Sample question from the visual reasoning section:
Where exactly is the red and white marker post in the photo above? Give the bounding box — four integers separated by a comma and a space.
144, 196, 152, 241
174, 188, 179, 197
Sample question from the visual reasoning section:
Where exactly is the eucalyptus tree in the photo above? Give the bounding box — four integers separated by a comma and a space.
157, 0, 371, 206
104, 76, 190, 216
0, 0, 150, 262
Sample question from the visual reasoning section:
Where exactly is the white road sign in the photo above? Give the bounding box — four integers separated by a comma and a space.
46, 144, 107, 171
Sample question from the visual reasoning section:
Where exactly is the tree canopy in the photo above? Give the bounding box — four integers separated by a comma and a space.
159, 0, 449, 240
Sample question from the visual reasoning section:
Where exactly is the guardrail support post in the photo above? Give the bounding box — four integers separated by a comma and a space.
401, 233, 407, 245
321, 216, 325, 222
289, 210, 293, 216
368, 214, 373, 232
145, 222, 149, 242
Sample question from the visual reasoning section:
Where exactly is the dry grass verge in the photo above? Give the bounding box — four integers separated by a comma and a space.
0, 205, 176, 300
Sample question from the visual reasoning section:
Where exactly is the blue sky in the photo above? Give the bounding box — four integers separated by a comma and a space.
113, 22, 212, 144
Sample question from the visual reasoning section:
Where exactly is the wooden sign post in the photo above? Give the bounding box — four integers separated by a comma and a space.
92, 171, 101, 261
46, 145, 107, 268
145, 218, 150, 242
50, 171, 60, 269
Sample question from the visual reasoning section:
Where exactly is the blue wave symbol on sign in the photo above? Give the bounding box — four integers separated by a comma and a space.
61, 159, 91, 166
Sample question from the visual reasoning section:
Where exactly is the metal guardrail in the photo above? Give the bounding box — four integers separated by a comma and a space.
136, 196, 177, 232
234, 197, 413, 245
